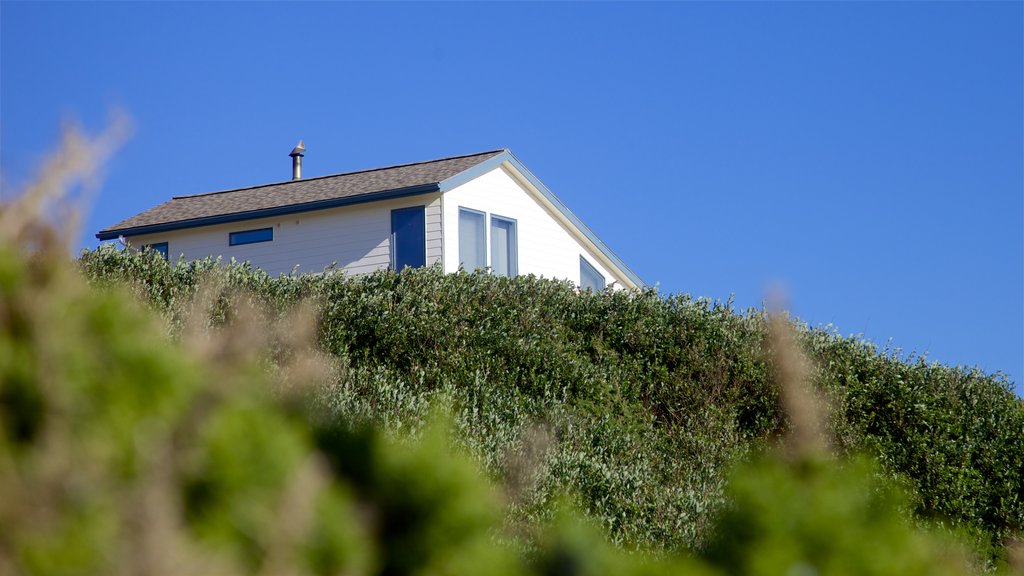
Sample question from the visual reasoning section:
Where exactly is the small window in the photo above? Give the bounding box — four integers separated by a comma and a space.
144, 242, 169, 261
580, 256, 605, 291
490, 215, 517, 277
459, 208, 486, 270
229, 227, 273, 246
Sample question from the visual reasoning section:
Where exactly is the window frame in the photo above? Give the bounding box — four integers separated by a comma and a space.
390, 205, 427, 270
489, 214, 518, 277
228, 227, 274, 246
579, 255, 606, 291
144, 242, 169, 261
458, 207, 487, 271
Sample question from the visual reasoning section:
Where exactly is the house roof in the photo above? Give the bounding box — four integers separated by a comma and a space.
96, 148, 646, 288
97, 149, 505, 239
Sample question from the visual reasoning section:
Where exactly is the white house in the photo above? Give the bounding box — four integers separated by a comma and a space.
96, 147, 644, 290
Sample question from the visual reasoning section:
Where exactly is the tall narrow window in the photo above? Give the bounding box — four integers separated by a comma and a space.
458, 208, 486, 270
490, 215, 517, 277
391, 206, 426, 270
580, 256, 605, 291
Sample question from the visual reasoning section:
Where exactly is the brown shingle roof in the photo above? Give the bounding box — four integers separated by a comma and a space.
98, 149, 505, 237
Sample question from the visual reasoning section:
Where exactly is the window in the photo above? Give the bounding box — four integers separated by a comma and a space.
391, 206, 426, 270
229, 227, 273, 246
458, 208, 486, 270
144, 242, 169, 261
490, 215, 517, 277
580, 256, 605, 291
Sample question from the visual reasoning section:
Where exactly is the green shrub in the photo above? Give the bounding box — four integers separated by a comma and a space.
77, 246, 1023, 562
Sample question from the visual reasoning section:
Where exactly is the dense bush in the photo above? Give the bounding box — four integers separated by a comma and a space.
5, 234, 1001, 575
75, 247, 1024, 564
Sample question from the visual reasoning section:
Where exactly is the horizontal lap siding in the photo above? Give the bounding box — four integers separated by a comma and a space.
441, 166, 619, 288
123, 194, 442, 277
426, 206, 443, 270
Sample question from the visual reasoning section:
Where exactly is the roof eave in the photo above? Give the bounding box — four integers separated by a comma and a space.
97, 182, 441, 240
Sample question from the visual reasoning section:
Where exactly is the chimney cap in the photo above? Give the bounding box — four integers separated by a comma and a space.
289, 140, 305, 157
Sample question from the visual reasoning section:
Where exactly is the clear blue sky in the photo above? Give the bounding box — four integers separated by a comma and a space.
2, 2, 1021, 393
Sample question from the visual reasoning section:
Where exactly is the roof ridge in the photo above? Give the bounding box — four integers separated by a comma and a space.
172, 148, 508, 200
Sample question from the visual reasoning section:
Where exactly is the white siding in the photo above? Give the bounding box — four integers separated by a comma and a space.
127, 193, 442, 277
441, 166, 621, 288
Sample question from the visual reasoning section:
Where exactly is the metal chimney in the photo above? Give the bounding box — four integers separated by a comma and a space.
289, 140, 305, 180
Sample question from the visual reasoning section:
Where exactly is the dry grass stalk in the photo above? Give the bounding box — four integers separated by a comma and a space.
1, 119, 334, 576
766, 288, 830, 459
0, 113, 131, 253
258, 456, 330, 576
1007, 536, 1024, 575
0, 119, 130, 576
503, 422, 554, 506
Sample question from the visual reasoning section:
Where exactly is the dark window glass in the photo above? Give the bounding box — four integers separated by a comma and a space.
459, 208, 486, 270
145, 242, 169, 261
391, 206, 426, 270
229, 227, 273, 246
580, 256, 605, 291
490, 216, 517, 277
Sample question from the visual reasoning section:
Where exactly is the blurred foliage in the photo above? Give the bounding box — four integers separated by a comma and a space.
706, 454, 973, 575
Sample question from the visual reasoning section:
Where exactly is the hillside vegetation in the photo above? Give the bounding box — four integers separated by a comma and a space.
76, 248, 1024, 562
10, 228, 1006, 576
